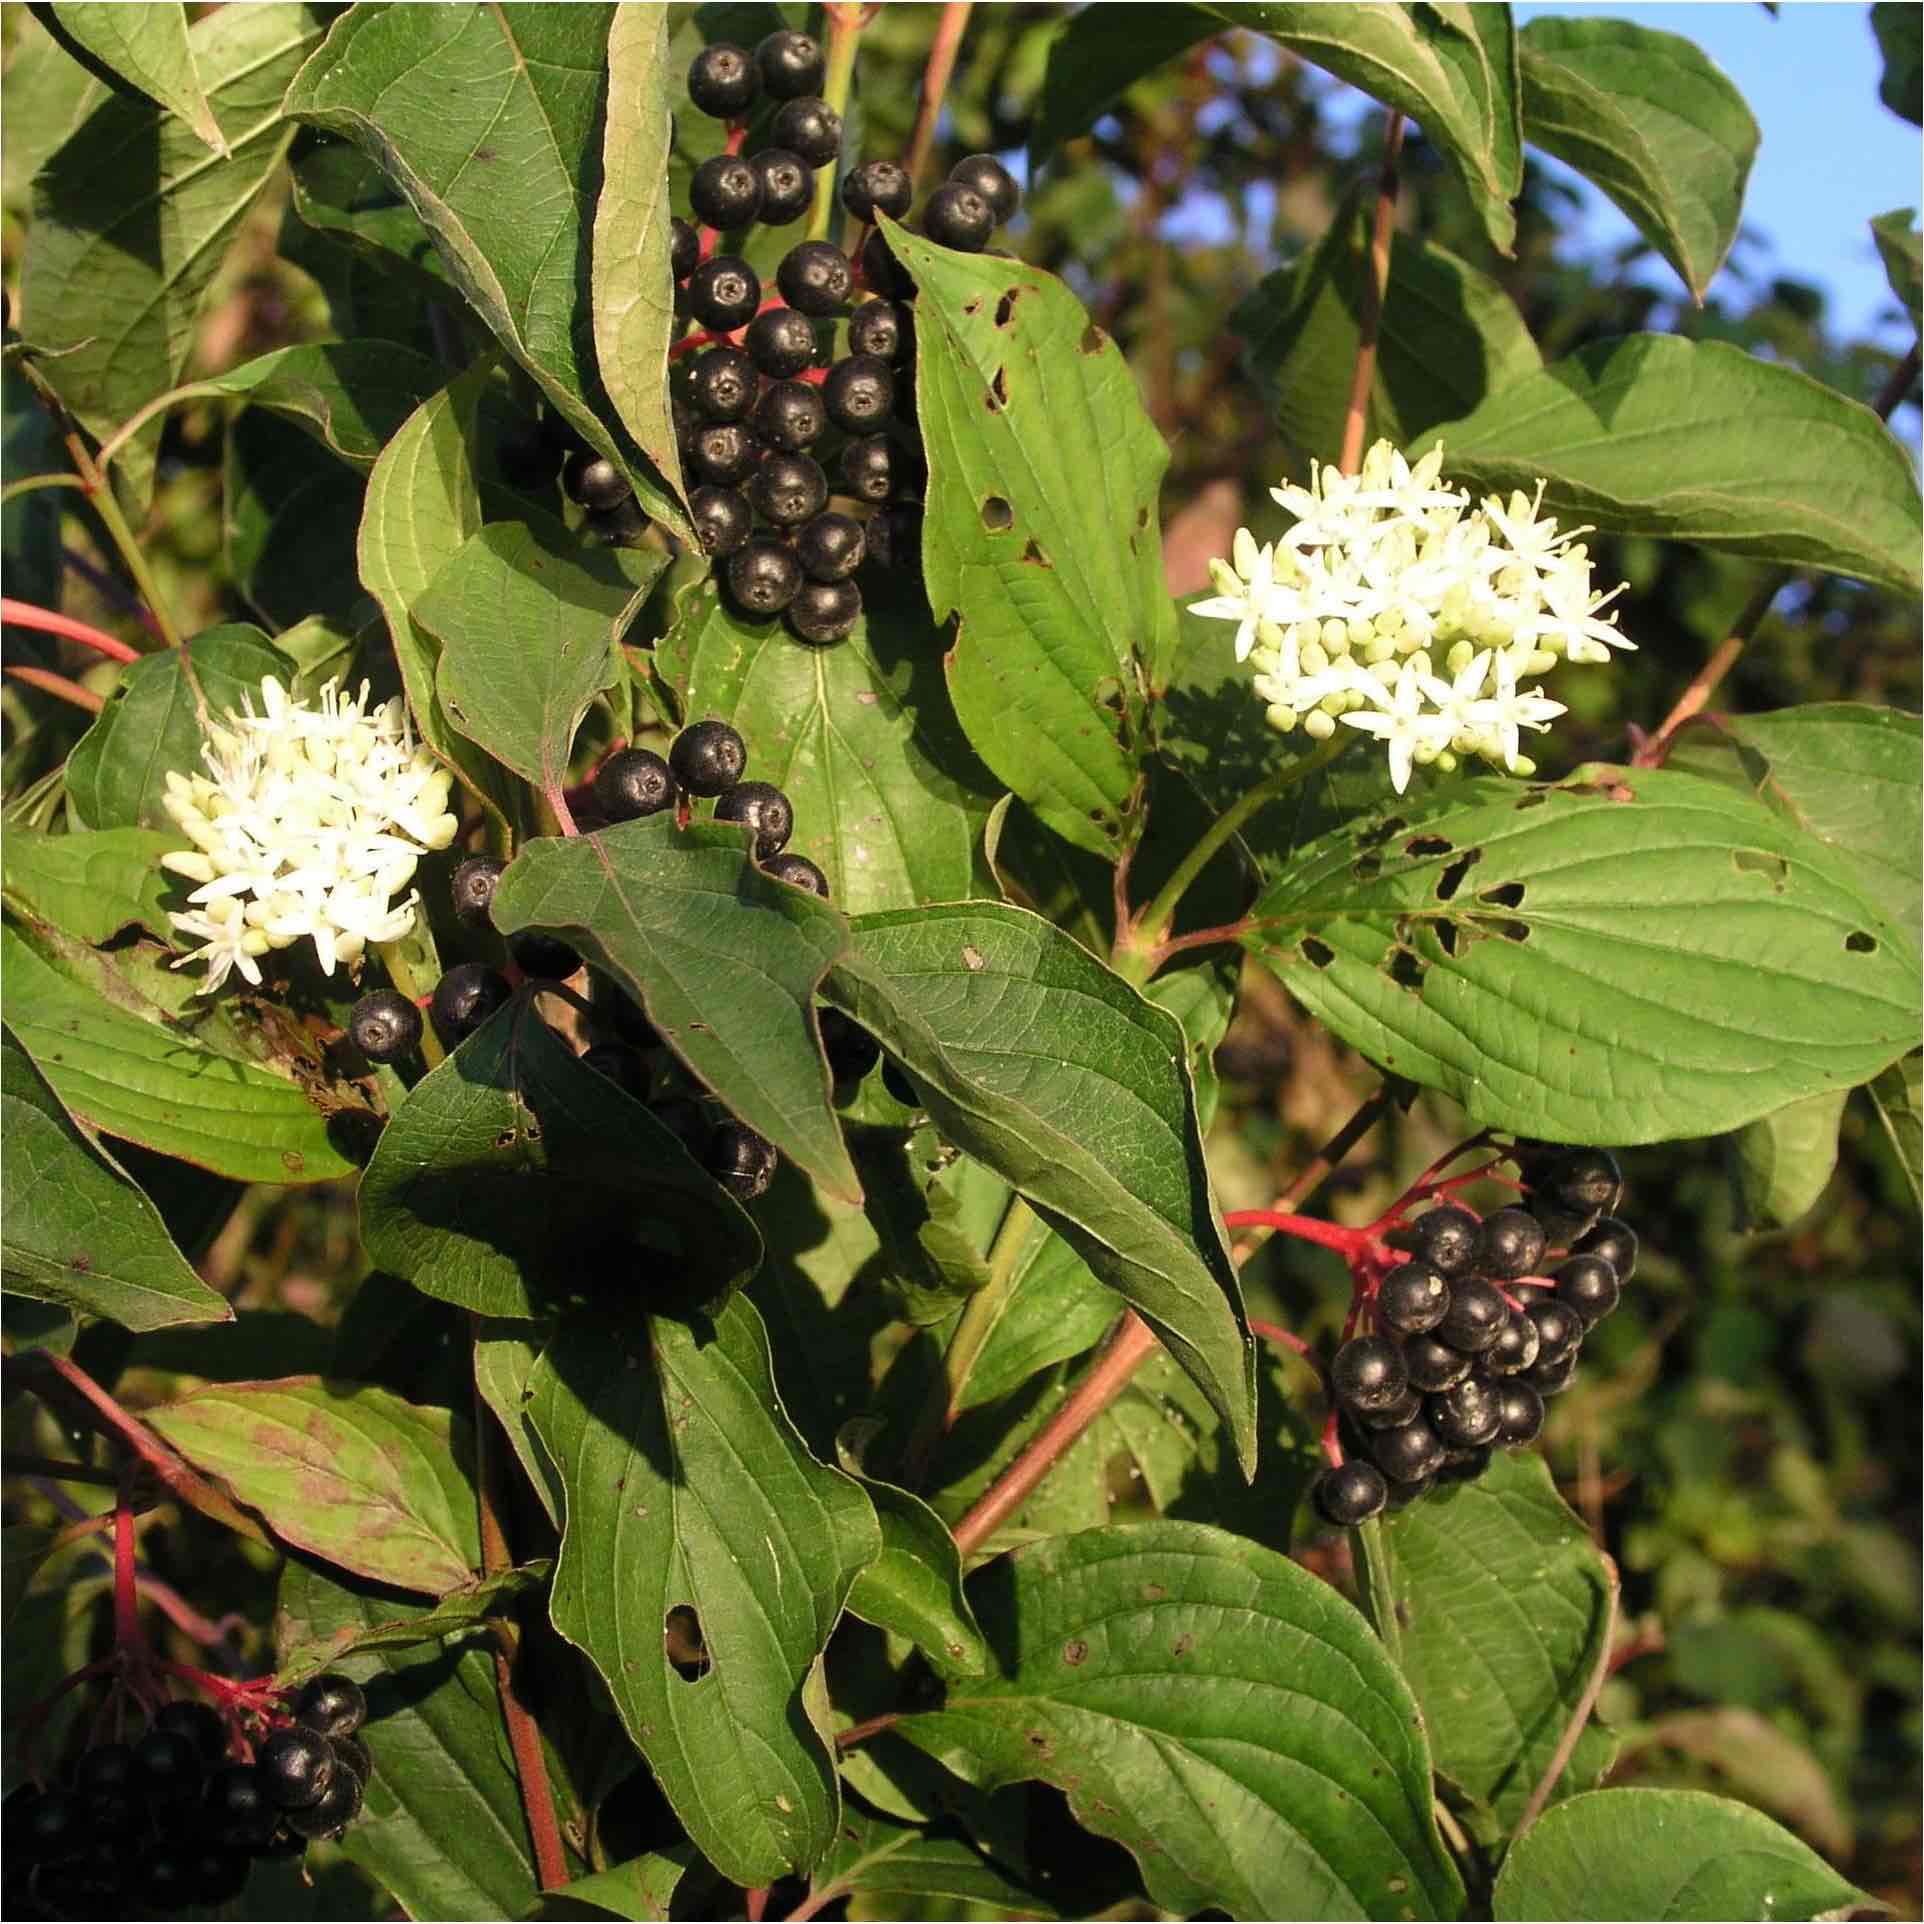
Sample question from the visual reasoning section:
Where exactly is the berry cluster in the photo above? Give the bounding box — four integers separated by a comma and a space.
6, 1676, 371, 1919
1309, 1147, 1636, 1526
666, 32, 1022, 639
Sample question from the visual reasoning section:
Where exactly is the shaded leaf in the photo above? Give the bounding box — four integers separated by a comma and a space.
276, 1562, 550, 1686
286, 133, 453, 300
532, 1849, 695, 1922
1871, 208, 1921, 333
1029, 3, 1220, 166
842, 1468, 989, 1677
224, 407, 372, 634
1872, 2, 1921, 125
42, 3, 225, 153
1867, 1051, 1921, 1209
1, 824, 177, 943
1732, 1088, 1849, 1230
804, 1807, 1057, 1919
150, 1378, 479, 1594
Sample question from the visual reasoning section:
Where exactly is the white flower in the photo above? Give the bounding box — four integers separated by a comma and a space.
1464, 651, 1566, 772
161, 676, 456, 994
1191, 534, 1286, 663
1340, 662, 1459, 795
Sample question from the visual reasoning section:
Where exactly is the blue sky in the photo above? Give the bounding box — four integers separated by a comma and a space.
1513, 3, 1919, 348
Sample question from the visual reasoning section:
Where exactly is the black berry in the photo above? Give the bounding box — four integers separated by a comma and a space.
283, 1764, 363, 1840
563, 450, 631, 512
1371, 1417, 1446, 1484
777, 240, 852, 316
1330, 1334, 1409, 1415
594, 747, 675, 821
153, 1698, 227, 1765
204, 1764, 276, 1851
1429, 1374, 1502, 1449
857, 227, 914, 298
763, 851, 828, 896
76, 1743, 137, 1797
1524, 1296, 1585, 1367
709, 1120, 778, 1201
770, 96, 842, 167
689, 420, 761, 487
429, 964, 513, 1049
1404, 1204, 1481, 1277
1437, 1442, 1495, 1484
1539, 1147, 1622, 1218
726, 535, 805, 616
670, 217, 699, 282
948, 152, 1021, 224
1483, 1309, 1542, 1376
847, 298, 907, 363
1494, 1380, 1546, 1444
819, 1007, 880, 1083
714, 781, 794, 860
582, 1043, 647, 1100
670, 720, 748, 797
1357, 1384, 1424, 1430
1553, 1253, 1621, 1325
133, 1727, 204, 1804
687, 255, 761, 332
1402, 1331, 1473, 1393
21, 1788, 82, 1860
257, 1727, 335, 1811
841, 159, 912, 223
750, 450, 828, 527
796, 511, 865, 581
1439, 1276, 1509, 1354
1376, 1263, 1448, 1336
753, 378, 827, 451
689, 153, 763, 229
786, 577, 862, 644
745, 306, 819, 379
922, 181, 994, 251
688, 344, 758, 420
750, 147, 814, 225
1525, 1350, 1581, 1397
689, 484, 754, 556
651, 1096, 710, 1156
330, 1735, 372, 1786
840, 433, 895, 503
862, 504, 921, 571
1575, 1216, 1638, 1281
1313, 1459, 1388, 1526
1477, 1206, 1548, 1280
588, 498, 649, 548
823, 354, 893, 433
194, 1848, 252, 1906
756, 29, 825, 98
348, 989, 422, 1064
687, 42, 758, 117
510, 930, 580, 981
1386, 1472, 1434, 1510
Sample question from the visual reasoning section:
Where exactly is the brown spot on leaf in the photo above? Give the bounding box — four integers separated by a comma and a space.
1020, 538, 1051, 567
1301, 936, 1335, 969
1480, 880, 1526, 909
1405, 835, 1452, 857
1080, 323, 1105, 354
1062, 1638, 1089, 1666
994, 288, 1021, 326
1846, 929, 1878, 953
1388, 948, 1425, 991
1435, 850, 1481, 900
664, 1604, 710, 1681
981, 495, 1013, 531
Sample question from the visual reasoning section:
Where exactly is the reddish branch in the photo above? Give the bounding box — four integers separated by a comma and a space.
2, 596, 140, 661
1336, 111, 1406, 478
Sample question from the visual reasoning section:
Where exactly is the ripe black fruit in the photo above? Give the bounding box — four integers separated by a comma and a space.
153, 1698, 227, 1764
563, 450, 631, 512
22, 1787, 82, 1859
594, 747, 675, 822
1539, 1147, 1622, 1218
134, 1727, 204, 1803
1313, 1459, 1388, 1526
204, 1764, 275, 1850
751, 148, 814, 225
856, 227, 914, 299
1330, 1334, 1409, 1414
841, 158, 912, 223
582, 1043, 647, 1099
824, 354, 893, 433
745, 306, 818, 379
670, 217, 699, 282
1524, 1295, 1585, 1366
787, 577, 862, 644
1437, 1443, 1494, 1484
194, 1848, 252, 1905
1575, 1216, 1638, 1282
862, 504, 921, 571
670, 720, 748, 797
1439, 1276, 1509, 1353
1429, 1375, 1502, 1449
1357, 1384, 1423, 1430
847, 299, 907, 363
709, 1120, 778, 1201
330, 1735, 372, 1785
1377, 1262, 1448, 1335
948, 152, 1021, 224
1405, 1204, 1481, 1276
687, 43, 759, 117
753, 379, 826, 451
1525, 1350, 1580, 1397
770, 96, 842, 167
1371, 1417, 1445, 1483
1553, 1253, 1620, 1325
1494, 1380, 1546, 1444
689, 484, 754, 557
763, 851, 828, 896
755, 29, 825, 98
689, 420, 760, 486
749, 451, 828, 527
819, 1007, 881, 1083
688, 345, 757, 421
689, 153, 762, 228
777, 240, 852, 315
1483, 1309, 1542, 1376
588, 499, 649, 548
1402, 1331, 1473, 1392
1477, 1206, 1548, 1280
796, 511, 865, 581
76, 1743, 136, 1796
687, 255, 761, 331
258, 1728, 335, 1810
922, 181, 994, 251
429, 964, 512, 1049
840, 434, 894, 503
283, 1765, 363, 1841
714, 781, 795, 860
726, 536, 804, 616
652, 1096, 710, 1156
348, 989, 422, 1064
510, 931, 580, 981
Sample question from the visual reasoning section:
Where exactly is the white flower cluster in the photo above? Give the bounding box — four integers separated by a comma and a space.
1192, 439, 1633, 793
161, 677, 459, 995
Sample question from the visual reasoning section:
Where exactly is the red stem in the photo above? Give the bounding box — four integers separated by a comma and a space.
4, 663, 105, 712
1248, 1318, 1314, 1363
112, 1482, 142, 1652
2, 596, 140, 661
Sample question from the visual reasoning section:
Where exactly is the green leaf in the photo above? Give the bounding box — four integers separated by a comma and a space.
284, 2, 688, 539
359, 997, 761, 1319
285, 134, 454, 302
416, 516, 661, 797
663, 571, 998, 914
1731, 1088, 1849, 1230
275, 1557, 555, 1920
20, 4, 326, 507
1871, 208, 1921, 333
824, 902, 1255, 1473
1242, 768, 1921, 1144
899, 1520, 1464, 1920
1233, 210, 1543, 468
3, 359, 69, 628
843, 1468, 989, 1677
64, 623, 291, 831
524, 1294, 881, 1887
0, 15, 105, 215
1, 825, 177, 943
1873, 2, 1922, 125
1212, 2, 1523, 255
850, 1123, 997, 1326
1358, 1449, 1616, 1835
473, 1320, 563, 1524
1028, 2, 1221, 166
532, 1850, 695, 1921
955, 1224, 1117, 1412
0, 920, 358, 1184
150, 1378, 479, 1595
275, 1562, 550, 1685
1868, 1051, 1922, 1209
41, 3, 226, 153
591, 6, 684, 507
490, 818, 860, 1204
1, 1026, 232, 1332
357, 367, 521, 832
1491, 1787, 1881, 1921
1517, 17, 1758, 300
1417, 336, 1923, 598
224, 408, 373, 635
802, 1806, 1057, 1919
884, 217, 1173, 858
